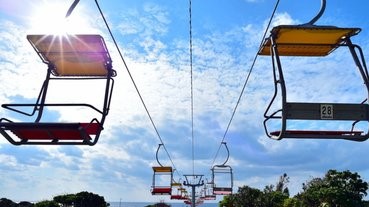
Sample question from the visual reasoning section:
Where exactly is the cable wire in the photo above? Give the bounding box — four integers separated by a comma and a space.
95, 0, 180, 176
189, 0, 195, 176
211, 0, 281, 166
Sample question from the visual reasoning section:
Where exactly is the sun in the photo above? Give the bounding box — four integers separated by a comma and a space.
28, 1, 93, 35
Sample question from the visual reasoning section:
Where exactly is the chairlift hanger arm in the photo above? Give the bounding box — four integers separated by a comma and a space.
65, 0, 80, 18
303, 0, 326, 26
155, 144, 164, 167
217, 142, 230, 166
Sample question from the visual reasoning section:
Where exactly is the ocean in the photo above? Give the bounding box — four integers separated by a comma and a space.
108, 202, 218, 207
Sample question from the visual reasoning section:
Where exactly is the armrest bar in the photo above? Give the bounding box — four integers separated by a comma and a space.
2, 103, 103, 114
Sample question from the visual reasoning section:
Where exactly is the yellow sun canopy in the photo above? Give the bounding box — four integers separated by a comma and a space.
27, 34, 112, 76
258, 25, 361, 56
152, 166, 173, 172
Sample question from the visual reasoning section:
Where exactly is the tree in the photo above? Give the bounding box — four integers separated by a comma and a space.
233, 185, 264, 207
218, 194, 235, 207
145, 202, 170, 207
283, 197, 303, 207
298, 169, 368, 207
34, 200, 59, 207
276, 173, 290, 195
18, 201, 34, 207
297, 177, 325, 207
53, 193, 76, 206
263, 190, 289, 207
0, 198, 17, 207
263, 173, 290, 206
52, 191, 109, 207
74, 191, 109, 207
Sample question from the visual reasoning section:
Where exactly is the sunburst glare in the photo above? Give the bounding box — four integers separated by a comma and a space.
28, 1, 93, 35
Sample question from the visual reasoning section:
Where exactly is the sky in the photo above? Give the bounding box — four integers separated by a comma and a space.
1, 0, 369, 204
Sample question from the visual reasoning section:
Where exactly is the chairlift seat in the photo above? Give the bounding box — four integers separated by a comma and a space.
270, 130, 363, 139
0, 34, 115, 145
204, 195, 216, 200
151, 187, 172, 195
213, 187, 232, 195
259, 25, 360, 56
171, 195, 184, 200
0, 121, 101, 145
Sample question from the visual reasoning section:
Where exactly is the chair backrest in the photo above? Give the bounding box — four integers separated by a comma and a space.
27, 34, 113, 77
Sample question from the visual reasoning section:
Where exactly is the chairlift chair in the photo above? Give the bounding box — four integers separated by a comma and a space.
211, 164, 233, 195
170, 181, 188, 200
259, 1, 369, 141
151, 166, 173, 195
151, 144, 173, 195
200, 181, 216, 200
0, 34, 116, 145
204, 181, 216, 200
170, 180, 182, 199
211, 142, 233, 195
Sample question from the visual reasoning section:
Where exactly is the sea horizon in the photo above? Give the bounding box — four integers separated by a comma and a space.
108, 201, 218, 207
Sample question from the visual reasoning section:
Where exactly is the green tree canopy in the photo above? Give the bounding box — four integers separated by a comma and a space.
234, 185, 264, 207
0, 191, 109, 207
298, 169, 368, 207
282, 197, 303, 207
219, 170, 369, 207
18, 201, 34, 207
34, 200, 59, 207
263, 173, 290, 206
53, 193, 76, 206
0, 198, 17, 207
73, 191, 109, 207
218, 194, 235, 207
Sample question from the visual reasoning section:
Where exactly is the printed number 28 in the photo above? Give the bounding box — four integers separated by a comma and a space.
321, 104, 333, 119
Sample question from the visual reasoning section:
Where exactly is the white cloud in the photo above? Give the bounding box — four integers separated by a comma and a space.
1, 0, 369, 203
117, 3, 170, 38
269, 12, 300, 28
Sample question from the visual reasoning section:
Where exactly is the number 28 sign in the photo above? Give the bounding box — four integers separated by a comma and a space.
321, 104, 333, 119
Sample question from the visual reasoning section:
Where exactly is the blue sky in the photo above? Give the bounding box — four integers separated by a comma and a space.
1, 0, 369, 203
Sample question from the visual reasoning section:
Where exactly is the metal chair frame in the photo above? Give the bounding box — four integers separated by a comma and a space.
0, 34, 116, 145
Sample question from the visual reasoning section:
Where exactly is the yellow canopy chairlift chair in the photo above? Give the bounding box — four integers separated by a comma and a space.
200, 179, 216, 200
211, 142, 233, 195
0, 34, 116, 145
259, 0, 369, 141
151, 144, 173, 196
170, 179, 188, 200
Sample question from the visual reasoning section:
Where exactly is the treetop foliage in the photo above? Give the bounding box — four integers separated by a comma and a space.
0, 191, 109, 207
220, 169, 369, 207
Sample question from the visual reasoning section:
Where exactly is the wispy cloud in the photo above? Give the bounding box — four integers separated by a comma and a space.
1, 0, 369, 202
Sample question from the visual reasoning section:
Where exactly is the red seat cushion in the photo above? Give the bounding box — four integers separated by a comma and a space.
270, 130, 363, 136
2, 122, 101, 140
151, 187, 171, 195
